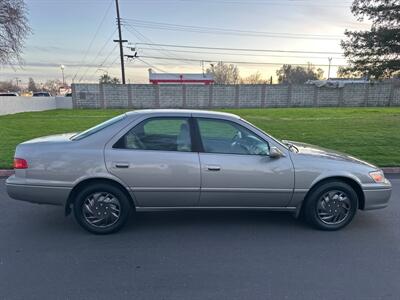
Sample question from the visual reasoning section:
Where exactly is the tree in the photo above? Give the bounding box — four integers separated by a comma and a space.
0, 0, 31, 65
206, 62, 240, 84
0, 80, 19, 92
337, 66, 367, 78
340, 0, 400, 79
99, 74, 120, 84
276, 63, 324, 84
28, 77, 37, 92
240, 71, 267, 84
43, 79, 62, 95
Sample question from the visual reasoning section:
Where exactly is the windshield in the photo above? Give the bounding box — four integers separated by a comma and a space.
71, 114, 126, 141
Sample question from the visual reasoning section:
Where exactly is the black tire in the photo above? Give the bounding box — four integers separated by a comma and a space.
73, 183, 132, 234
303, 181, 358, 231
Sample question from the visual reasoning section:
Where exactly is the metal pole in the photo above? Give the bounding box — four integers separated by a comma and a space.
328, 57, 332, 79
61, 65, 65, 85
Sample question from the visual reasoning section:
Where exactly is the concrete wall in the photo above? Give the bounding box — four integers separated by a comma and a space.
0, 96, 73, 116
72, 83, 400, 109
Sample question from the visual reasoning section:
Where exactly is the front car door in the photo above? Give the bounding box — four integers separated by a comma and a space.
105, 115, 200, 208
194, 116, 294, 208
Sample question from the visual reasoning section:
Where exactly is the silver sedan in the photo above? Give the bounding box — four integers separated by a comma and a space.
6, 110, 392, 234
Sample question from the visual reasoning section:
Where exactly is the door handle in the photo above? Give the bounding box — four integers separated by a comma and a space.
114, 162, 129, 168
206, 165, 221, 171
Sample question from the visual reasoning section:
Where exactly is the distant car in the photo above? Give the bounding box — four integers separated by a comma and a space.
0, 92, 19, 96
32, 92, 51, 97
6, 110, 392, 234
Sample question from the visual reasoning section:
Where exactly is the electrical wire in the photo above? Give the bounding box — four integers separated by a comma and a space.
137, 46, 345, 60
135, 42, 344, 55
72, 0, 114, 82
139, 55, 346, 67
121, 18, 343, 41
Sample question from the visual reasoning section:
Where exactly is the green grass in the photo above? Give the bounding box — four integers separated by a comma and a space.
1, 108, 399, 168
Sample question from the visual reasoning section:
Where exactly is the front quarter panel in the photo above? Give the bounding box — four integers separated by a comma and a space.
289, 152, 379, 207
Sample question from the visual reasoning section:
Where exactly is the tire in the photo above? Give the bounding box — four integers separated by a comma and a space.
303, 181, 358, 231
73, 183, 132, 234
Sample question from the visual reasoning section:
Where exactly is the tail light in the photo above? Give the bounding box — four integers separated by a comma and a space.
13, 158, 28, 169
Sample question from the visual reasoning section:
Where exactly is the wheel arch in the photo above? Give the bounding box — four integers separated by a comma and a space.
65, 177, 136, 216
303, 176, 365, 211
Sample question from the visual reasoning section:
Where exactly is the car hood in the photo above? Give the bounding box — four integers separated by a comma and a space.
21, 133, 77, 144
283, 140, 377, 169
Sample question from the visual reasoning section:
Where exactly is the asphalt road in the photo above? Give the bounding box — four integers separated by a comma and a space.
0, 176, 399, 300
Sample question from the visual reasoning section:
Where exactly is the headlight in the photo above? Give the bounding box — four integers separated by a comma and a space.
369, 170, 385, 183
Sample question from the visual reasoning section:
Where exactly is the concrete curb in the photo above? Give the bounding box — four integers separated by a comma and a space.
0, 170, 14, 178
1, 167, 400, 179
382, 167, 400, 174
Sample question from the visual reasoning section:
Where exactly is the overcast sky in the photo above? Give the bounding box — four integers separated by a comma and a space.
0, 0, 371, 85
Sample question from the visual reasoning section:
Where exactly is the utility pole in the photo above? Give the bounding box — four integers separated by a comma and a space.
114, 0, 127, 84
60, 65, 65, 85
328, 57, 332, 79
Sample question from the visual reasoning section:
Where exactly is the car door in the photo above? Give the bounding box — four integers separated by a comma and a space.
105, 116, 200, 207
195, 117, 294, 207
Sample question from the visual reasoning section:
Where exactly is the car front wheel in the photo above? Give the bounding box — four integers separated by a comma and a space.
73, 183, 132, 234
303, 181, 358, 231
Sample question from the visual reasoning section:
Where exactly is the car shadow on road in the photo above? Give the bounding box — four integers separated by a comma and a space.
128, 210, 304, 231
9, 203, 387, 238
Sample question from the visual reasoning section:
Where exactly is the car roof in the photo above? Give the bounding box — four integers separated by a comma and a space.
125, 109, 240, 119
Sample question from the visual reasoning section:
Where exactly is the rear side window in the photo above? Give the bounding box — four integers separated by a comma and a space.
71, 114, 125, 141
114, 118, 192, 152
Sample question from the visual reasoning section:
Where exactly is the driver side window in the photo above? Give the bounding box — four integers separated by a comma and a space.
197, 118, 269, 155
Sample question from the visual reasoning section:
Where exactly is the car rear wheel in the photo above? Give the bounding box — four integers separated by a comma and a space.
73, 183, 132, 234
303, 181, 358, 231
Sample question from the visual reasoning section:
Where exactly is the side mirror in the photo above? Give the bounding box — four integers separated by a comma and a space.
269, 147, 284, 159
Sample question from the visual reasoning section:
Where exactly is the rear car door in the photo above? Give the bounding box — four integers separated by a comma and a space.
105, 116, 200, 207
195, 117, 294, 207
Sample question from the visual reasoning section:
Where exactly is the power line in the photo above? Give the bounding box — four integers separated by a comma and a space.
121, 18, 343, 40
123, 25, 200, 67
88, 44, 119, 81
137, 46, 345, 60
126, 0, 353, 8
136, 58, 168, 73
139, 55, 347, 67
78, 29, 117, 82
135, 42, 344, 55
72, 0, 113, 82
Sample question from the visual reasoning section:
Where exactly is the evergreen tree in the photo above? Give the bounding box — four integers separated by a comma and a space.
341, 0, 400, 78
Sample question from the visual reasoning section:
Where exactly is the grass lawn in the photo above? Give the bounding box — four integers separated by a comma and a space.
0, 108, 399, 168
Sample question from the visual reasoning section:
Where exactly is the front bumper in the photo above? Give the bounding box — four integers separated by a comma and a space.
6, 175, 71, 206
361, 181, 392, 210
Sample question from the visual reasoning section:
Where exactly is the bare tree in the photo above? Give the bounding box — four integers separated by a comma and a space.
206, 62, 240, 84
0, 80, 19, 92
43, 79, 62, 95
0, 0, 31, 65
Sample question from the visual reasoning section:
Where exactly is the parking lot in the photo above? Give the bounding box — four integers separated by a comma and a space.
0, 175, 399, 300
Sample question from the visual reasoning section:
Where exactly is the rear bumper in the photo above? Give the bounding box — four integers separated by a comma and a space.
362, 182, 392, 210
6, 176, 71, 206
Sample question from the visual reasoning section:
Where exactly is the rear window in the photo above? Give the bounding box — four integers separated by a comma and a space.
71, 114, 126, 141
